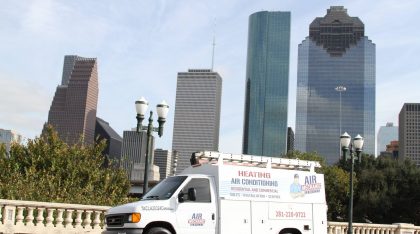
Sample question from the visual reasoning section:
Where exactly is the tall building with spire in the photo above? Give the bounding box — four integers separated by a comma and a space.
242, 11, 291, 157
295, 6, 375, 164
47, 55, 99, 145
172, 69, 222, 172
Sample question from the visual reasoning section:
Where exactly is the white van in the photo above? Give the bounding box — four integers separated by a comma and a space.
103, 151, 328, 234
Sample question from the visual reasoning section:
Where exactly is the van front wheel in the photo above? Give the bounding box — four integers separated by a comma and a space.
145, 227, 172, 234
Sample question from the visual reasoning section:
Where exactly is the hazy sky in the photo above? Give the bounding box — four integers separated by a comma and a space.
1, 0, 419, 154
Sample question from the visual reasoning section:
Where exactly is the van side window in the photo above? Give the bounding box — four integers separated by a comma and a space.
182, 178, 211, 203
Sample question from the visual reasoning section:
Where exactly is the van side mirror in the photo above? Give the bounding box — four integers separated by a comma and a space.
178, 192, 185, 203
188, 188, 196, 201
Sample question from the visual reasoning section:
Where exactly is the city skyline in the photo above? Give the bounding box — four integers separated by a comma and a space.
1, 1, 419, 155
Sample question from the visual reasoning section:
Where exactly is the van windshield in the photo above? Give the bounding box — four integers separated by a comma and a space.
142, 176, 188, 200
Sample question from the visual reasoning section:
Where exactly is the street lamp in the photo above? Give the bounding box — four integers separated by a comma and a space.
340, 132, 364, 234
135, 97, 169, 195
336, 86, 346, 157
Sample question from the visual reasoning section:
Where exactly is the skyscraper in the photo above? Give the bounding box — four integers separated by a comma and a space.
287, 127, 295, 153
0, 129, 22, 156
154, 149, 177, 181
95, 117, 122, 161
377, 122, 398, 156
172, 69, 222, 172
47, 55, 98, 145
242, 11, 291, 157
295, 6, 375, 164
120, 130, 157, 180
399, 103, 420, 166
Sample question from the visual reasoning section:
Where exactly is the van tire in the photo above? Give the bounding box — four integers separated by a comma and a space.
279, 228, 302, 234
145, 227, 172, 234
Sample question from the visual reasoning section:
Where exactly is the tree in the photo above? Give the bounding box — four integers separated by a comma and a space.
324, 166, 353, 221
352, 156, 420, 225
0, 126, 132, 206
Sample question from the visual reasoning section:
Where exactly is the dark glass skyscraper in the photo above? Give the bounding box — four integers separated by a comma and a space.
242, 11, 291, 157
295, 6, 375, 164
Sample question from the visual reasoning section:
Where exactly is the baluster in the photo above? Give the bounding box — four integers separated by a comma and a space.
0, 206, 2, 222
15, 207, 25, 225
25, 207, 35, 226
36, 207, 45, 226
45, 208, 55, 227
64, 209, 74, 228
74, 210, 83, 228
56, 209, 65, 228
92, 210, 101, 229
83, 210, 92, 229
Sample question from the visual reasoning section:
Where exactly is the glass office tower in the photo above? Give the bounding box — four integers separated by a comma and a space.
295, 6, 375, 164
242, 11, 291, 157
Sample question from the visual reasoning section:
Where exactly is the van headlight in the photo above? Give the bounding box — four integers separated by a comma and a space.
128, 213, 141, 223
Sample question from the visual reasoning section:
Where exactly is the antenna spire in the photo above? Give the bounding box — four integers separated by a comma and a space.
211, 19, 216, 71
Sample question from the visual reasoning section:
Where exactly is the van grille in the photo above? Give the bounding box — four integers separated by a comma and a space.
106, 214, 125, 227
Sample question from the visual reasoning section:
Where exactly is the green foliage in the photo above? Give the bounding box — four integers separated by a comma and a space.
352, 156, 420, 225
0, 126, 132, 206
285, 150, 327, 172
332, 153, 420, 225
323, 166, 353, 221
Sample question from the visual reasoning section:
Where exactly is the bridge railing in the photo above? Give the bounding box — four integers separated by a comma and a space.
328, 221, 420, 234
0, 199, 110, 234
2, 199, 420, 234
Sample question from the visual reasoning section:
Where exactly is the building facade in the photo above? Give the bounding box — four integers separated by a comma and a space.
95, 117, 122, 161
287, 127, 295, 153
172, 69, 222, 172
0, 129, 22, 155
399, 103, 420, 166
242, 11, 291, 157
295, 6, 375, 164
154, 149, 177, 181
377, 122, 398, 156
47, 55, 98, 145
383, 140, 399, 159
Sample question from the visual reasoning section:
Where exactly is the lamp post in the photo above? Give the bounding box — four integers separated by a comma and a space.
135, 97, 169, 195
340, 132, 364, 234
336, 86, 346, 157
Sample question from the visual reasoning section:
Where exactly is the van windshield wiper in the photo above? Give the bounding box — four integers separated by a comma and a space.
144, 195, 160, 200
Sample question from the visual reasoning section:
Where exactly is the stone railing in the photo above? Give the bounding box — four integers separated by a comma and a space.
0, 199, 110, 234
2, 199, 420, 234
328, 221, 420, 234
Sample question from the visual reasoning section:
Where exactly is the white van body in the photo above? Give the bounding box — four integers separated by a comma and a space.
103, 151, 328, 234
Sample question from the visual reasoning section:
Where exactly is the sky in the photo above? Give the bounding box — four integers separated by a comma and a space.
1, 0, 419, 154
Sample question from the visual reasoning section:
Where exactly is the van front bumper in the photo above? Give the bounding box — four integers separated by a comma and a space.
102, 228, 143, 234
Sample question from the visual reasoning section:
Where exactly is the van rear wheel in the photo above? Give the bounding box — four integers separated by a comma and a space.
145, 227, 172, 234
279, 228, 301, 234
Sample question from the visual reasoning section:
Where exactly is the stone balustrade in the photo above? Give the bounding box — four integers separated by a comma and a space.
328, 221, 420, 234
1, 199, 420, 234
0, 199, 110, 234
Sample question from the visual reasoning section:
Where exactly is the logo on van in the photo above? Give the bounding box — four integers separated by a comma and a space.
290, 174, 322, 198
188, 213, 206, 226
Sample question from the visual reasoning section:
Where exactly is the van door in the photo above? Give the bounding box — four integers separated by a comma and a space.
251, 201, 269, 234
176, 178, 216, 234
312, 203, 328, 233
219, 200, 251, 234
